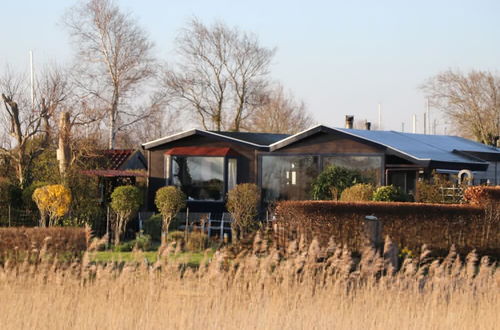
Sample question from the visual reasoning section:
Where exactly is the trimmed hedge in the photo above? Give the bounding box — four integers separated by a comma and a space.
0, 227, 88, 258
464, 186, 500, 205
275, 201, 499, 257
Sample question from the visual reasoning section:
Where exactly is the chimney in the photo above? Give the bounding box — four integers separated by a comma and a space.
345, 115, 354, 129
365, 121, 371, 130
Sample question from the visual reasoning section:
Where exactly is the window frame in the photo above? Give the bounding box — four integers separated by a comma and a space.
166, 154, 238, 202
258, 152, 386, 202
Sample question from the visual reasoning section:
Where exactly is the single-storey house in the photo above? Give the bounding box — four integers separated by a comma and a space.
141, 123, 500, 212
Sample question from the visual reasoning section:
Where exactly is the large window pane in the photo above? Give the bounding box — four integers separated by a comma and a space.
172, 156, 224, 201
323, 155, 383, 184
261, 156, 319, 202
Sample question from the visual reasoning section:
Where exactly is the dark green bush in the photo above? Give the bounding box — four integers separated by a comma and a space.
143, 214, 162, 242
311, 166, 367, 200
340, 183, 375, 201
372, 185, 409, 202
113, 233, 152, 252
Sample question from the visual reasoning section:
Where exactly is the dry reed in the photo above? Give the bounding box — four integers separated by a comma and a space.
0, 235, 497, 330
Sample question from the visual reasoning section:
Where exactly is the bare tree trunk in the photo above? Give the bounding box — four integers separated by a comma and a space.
57, 112, 71, 180
109, 112, 116, 150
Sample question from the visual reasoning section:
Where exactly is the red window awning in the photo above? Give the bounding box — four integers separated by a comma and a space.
165, 146, 239, 157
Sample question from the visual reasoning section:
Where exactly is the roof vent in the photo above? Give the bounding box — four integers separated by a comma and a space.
345, 115, 354, 129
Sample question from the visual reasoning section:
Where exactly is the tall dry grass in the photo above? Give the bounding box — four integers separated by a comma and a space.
0, 234, 498, 330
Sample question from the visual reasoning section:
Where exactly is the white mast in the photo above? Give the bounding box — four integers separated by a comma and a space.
423, 112, 427, 134
30, 50, 35, 109
377, 103, 382, 130
426, 98, 430, 135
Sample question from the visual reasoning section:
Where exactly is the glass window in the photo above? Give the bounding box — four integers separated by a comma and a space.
172, 156, 224, 201
261, 155, 319, 202
323, 155, 383, 184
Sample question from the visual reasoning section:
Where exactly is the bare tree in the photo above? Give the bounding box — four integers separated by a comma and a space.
245, 84, 314, 134
0, 66, 69, 187
421, 70, 500, 145
164, 19, 275, 131
63, 0, 157, 149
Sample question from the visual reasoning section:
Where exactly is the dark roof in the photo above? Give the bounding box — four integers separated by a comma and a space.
165, 147, 240, 157
103, 149, 134, 170
142, 129, 290, 150
271, 125, 500, 170
335, 128, 500, 162
142, 125, 499, 171
210, 131, 290, 146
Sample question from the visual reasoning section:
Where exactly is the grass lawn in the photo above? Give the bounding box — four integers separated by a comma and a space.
92, 250, 214, 267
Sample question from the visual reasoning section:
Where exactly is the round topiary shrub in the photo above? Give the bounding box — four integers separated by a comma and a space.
311, 166, 367, 200
110, 185, 142, 245
340, 183, 375, 202
372, 185, 409, 202
155, 186, 186, 244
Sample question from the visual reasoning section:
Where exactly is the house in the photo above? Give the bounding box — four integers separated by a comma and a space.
141, 122, 500, 212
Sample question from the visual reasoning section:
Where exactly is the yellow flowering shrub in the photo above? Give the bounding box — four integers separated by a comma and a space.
32, 185, 72, 226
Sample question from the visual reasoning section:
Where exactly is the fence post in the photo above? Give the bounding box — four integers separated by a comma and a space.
364, 215, 382, 250
220, 217, 224, 242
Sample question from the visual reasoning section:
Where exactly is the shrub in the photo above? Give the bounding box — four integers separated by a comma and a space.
340, 183, 375, 201
143, 214, 162, 242
32, 184, 72, 226
372, 185, 409, 202
311, 166, 367, 200
186, 231, 208, 252
0, 227, 87, 259
226, 183, 260, 242
113, 233, 152, 252
155, 186, 186, 244
110, 185, 142, 245
415, 181, 442, 203
168, 230, 185, 243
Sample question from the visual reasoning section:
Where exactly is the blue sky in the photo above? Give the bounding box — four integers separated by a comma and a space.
1, 0, 499, 133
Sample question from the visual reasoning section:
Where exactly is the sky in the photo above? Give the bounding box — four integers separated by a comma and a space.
1, 0, 500, 134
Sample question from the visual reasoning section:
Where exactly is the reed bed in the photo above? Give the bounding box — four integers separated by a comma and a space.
0, 234, 498, 330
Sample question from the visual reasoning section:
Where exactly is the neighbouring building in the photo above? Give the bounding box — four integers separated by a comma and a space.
141, 123, 500, 213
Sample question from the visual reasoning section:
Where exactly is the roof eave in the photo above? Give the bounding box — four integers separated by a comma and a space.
428, 160, 489, 172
